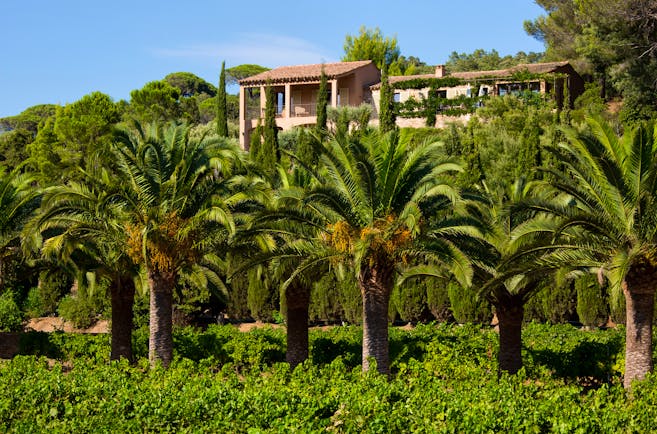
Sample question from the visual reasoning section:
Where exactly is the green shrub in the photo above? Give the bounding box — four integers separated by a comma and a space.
23, 270, 71, 318
335, 272, 361, 324
225, 271, 251, 321
571, 82, 607, 123
309, 273, 343, 323
399, 127, 443, 149
0, 291, 23, 331
57, 295, 95, 329
390, 278, 428, 322
309, 271, 361, 324
426, 278, 452, 322
131, 293, 149, 329
575, 274, 608, 328
447, 281, 491, 324
23, 287, 46, 318
18, 332, 110, 362
246, 266, 277, 322
609, 293, 626, 326
56, 281, 109, 330
525, 271, 577, 324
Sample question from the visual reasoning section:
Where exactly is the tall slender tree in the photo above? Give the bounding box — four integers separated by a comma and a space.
217, 61, 229, 138
257, 83, 280, 177
378, 66, 396, 133
315, 67, 328, 140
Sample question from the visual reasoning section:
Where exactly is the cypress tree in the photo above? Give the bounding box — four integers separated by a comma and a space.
315, 66, 328, 140
575, 274, 608, 329
249, 119, 263, 161
457, 121, 484, 188
216, 61, 228, 137
516, 113, 541, 181
379, 65, 396, 133
260, 82, 279, 173
296, 128, 317, 168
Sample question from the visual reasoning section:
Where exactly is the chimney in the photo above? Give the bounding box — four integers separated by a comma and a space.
435, 65, 446, 78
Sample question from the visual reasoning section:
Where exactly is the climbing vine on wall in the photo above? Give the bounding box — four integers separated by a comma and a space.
391, 71, 569, 124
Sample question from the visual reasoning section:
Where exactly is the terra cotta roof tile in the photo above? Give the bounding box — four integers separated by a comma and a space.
370, 61, 572, 89
239, 60, 375, 85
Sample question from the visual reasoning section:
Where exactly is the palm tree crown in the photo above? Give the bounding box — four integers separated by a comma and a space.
0, 166, 40, 290
547, 117, 657, 388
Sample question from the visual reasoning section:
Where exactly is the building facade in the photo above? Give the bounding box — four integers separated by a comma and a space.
238, 60, 380, 149
238, 60, 584, 148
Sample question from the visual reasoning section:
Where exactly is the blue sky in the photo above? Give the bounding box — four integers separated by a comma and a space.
1, 0, 546, 118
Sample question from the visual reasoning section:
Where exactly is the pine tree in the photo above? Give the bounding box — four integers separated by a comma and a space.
216, 61, 228, 137
315, 67, 328, 140
378, 66, 396, 133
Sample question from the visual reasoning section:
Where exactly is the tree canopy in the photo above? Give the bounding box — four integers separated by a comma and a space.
0, 104, 58, 134
525, 0, 657, 121
127, 81, 182, 124
164, 72, 217, 98
342, 26, 401, 69
445, 49, 544, 72
225, 64, 270, 85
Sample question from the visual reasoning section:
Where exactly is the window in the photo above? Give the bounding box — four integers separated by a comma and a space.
276, 92, 284, 115
338, 88, 350, 106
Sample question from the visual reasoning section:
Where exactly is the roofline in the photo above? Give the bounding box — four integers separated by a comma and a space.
369, 61, 576, 89
239, 60, 376, 86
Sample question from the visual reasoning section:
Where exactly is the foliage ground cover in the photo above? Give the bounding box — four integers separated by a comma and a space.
2, 323, 657, 432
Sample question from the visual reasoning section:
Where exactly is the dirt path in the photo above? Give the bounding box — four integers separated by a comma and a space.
25, 317, 109, 333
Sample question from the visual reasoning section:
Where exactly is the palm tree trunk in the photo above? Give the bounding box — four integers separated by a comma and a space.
285, 281, 310, 369
495, 297, 524, 375
359, 262, 394, 375
623, 270, 656, 389
110, 276, 136, 361
148, 270, 175, 368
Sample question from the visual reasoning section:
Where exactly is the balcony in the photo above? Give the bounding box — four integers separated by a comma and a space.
245, 103, 319, 120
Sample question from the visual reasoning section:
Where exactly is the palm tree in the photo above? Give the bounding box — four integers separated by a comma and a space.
546, 117, 657, 389
296, 130, 468, 374
0, 166, 40, 291
112, 121, 238, 368
235, 163, 322, 369
476, 178, 567, 374
31, 163, 141, 361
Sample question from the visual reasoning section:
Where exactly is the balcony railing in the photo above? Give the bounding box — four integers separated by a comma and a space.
289, 103, 317, 117
245, 103, 318, 120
